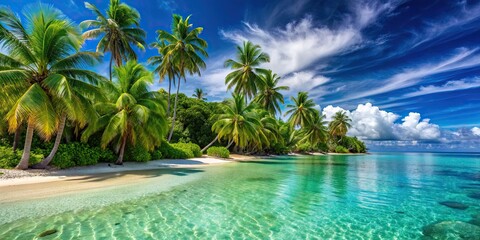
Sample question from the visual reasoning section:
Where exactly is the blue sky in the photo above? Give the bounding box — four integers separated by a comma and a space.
6, 0, 480, 152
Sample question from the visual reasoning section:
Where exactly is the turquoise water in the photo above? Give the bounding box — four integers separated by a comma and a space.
1, 153, 479, 239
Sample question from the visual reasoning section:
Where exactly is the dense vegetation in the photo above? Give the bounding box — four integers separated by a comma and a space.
0, 1, 366, 170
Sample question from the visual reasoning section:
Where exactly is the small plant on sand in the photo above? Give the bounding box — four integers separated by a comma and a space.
207, 147, 230, 158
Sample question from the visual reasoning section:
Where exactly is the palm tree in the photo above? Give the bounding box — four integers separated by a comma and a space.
253, 70, 289, 115
329, 111, 352, 140
285, 92, 318, 128
81, 0, 146, 80
249, 109, 280, 152
301, 113, 328, 148
192, 88, 207, 100
148, 41, 177, 115
0, 4, 104, 169
156, 14, 208, 142
82, 61, 168, 165
201, 94, 261, 152
225, 41, 270, 100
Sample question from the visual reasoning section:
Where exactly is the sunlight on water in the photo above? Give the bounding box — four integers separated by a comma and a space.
0, 153, 479, 239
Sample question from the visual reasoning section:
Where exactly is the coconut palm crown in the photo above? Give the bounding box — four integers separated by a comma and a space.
329, 111, 352, 139
253, 70, 289, 115
225, 41, 270, 100
285, 92, 319, 128
192, 88, 207, 100
81, 0, 146, 80
211, 94, 263, 148
82, 61, 168, 165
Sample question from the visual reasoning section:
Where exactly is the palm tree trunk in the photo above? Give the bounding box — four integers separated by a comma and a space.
167, 79, 181, 142
201, 135, 219, 153
226, 139, 234, 149
109, 55, 113, 81
12, 126, 22, 152
36, 114, 67, 168
15, 122, 34, 170
167, 77, 172, 116
116, 134, 127, 165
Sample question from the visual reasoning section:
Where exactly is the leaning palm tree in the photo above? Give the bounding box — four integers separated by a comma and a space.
329, 111, 352, 140
201, 94, 261, 152
192, 88, 207, 100
225, 41, 270, 100
82, 61, 168, 165
81, 0, 146, 80
285, 92, 319, 128
0, 4, 104, 169
253, 70, 289, 115
156, 14, 208, 141
148, 40, 177, 115
301, 113, 328, 148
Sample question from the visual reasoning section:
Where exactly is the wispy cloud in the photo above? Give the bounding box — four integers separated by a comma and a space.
156, 0, 177, 12
326, 48, 480, 104
278, 71, 329, 97
403, 77, 480, 98
408, 1, 480, 51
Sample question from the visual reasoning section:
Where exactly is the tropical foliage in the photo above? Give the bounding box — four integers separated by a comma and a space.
82, 61, 167, 165
285, 92, 319, 128
192, 88, 207, 100
154, 14, 208, 142
225, 41, 270, 99
0, 4, 103, 169
253, 71, 289, 115
81, 0, 146, 80
0, 2, 367, 170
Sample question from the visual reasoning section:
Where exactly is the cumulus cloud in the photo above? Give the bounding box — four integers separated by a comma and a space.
472, 127, 480, 136
322, 105, 347, 122
321, 103, 441, 141
393, 113, 441, 140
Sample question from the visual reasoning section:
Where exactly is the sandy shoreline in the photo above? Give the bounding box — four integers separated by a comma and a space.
0, 156, 236, 186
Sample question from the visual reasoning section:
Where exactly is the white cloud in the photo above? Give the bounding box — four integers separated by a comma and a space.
220, 1, 397, 77
321, 102, 441, 141
221, 18, 361, 76
393, 113, 440, 140
279, 71, 329, 97
348, 103, 400, 140
403, 78, 480, 98
328, 48, 480, 104
322, 105, 346, 122
472, 127, 480, 136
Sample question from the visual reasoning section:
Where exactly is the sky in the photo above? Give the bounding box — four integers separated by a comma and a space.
5, 0, 480, 152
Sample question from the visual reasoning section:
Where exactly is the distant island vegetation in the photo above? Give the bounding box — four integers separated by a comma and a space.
0, 0, 366, 170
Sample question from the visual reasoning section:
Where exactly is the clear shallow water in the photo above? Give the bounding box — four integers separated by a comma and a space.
1, 153, 479, 239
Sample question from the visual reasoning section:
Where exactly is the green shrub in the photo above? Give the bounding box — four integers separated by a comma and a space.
207, 146, 230, 158
171, 142, 202, 157
157, 141, 194, 159
151, 150, 163, 160
0, 146, 43, 169
335, 146, 349, 153
51, 142, 105, 169
295, 143, 312, 153
124, 145, 151, 162
98, 148, 116, 162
